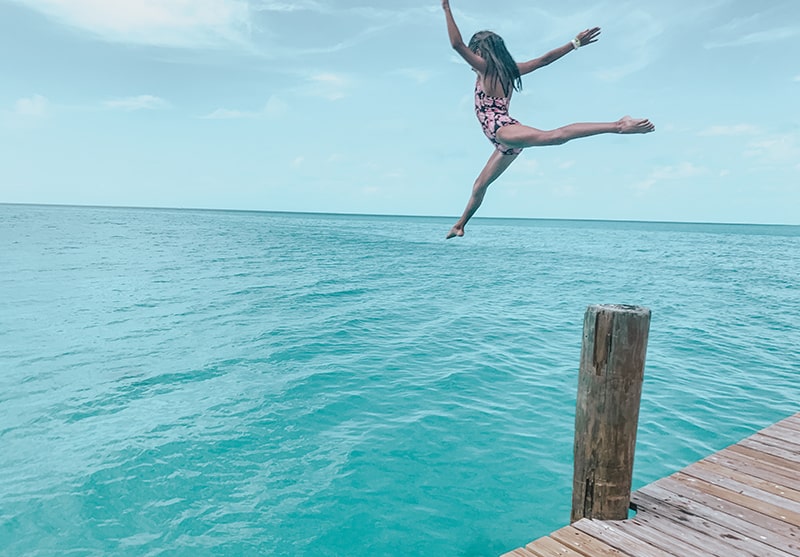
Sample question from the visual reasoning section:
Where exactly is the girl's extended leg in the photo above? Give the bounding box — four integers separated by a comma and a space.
496, 115, 654, 149
446, 149, 518, 239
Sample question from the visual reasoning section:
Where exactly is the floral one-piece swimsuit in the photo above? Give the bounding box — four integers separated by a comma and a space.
474, 77, 522, 156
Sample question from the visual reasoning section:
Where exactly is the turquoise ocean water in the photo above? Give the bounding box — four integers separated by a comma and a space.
1, 204, 798, 556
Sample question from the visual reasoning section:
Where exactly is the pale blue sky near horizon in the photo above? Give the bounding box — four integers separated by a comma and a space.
1, 0, 798, 225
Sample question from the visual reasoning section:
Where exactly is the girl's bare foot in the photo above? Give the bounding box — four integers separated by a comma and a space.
617, 116, 655, 134
446, 225, 464, 239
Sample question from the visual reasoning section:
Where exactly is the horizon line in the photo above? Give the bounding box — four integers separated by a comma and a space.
1, 202, 798, 228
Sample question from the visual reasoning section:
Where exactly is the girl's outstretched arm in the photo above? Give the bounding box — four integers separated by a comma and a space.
442, 0, 486, 73
517, 27, 601, 75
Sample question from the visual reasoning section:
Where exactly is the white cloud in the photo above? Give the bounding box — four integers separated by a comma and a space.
249, 4, 436, 58
552, 184, 576, 198
14, 95, 48, 117
794, 75, 800, 82
587, 9, 664, 81
594, 55, 654, 82
13, 0, 251, 48
201, 95, 287, 119
104, 95, 169, 111
254, 0, 326, 13
705, 24, 800, 49
305, 73, 349, 101
203, 108, 251, 119
12, 0, 399, 56
393, 68, 433, 84
263, 96, 288, 117
1, 95, 48, 129
635, 162, 707, 192
699, 124, 760, 137
745, 133, 800, 165
13, 0, 435, 55
512, 159, 541, 176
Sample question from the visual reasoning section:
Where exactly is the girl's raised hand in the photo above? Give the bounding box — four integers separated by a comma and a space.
577, 27, 601, 46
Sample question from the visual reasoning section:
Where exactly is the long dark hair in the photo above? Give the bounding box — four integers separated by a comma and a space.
468, 31, 522, 97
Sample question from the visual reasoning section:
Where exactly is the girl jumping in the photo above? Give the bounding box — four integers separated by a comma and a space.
442, 0, 655, 239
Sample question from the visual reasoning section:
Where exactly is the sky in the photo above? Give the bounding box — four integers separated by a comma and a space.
1, 0, 799, 224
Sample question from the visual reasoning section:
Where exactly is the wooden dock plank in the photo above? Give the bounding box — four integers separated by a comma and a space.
658, 472, 800, 526
633, 486, 800, 556
501, 413, 800, 557
706, 447, 800, 492
634, 489, 798, 557
572, 519, 677, 557
727, 443, 799, 476
625, 505, 755, 557
782, 414, 800, 430
606, 516, 722, 557
761, 423, 800, 444
549, 525, 635, 557
524, 535, 589, 557
688, 459, 800, 503
752, 435, 800, 461
754, 429, 800, 451
678, 466, 800, 518
643, 475, 800, 547
740, 437, 800, 464
500, 548, 540, 557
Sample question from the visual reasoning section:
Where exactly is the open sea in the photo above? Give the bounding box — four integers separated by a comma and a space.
1, 204, 798, 557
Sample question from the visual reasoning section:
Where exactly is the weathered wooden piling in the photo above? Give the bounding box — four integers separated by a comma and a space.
505, 412, 800, 557
502, 305, 798, 556
571, 304, 651, 523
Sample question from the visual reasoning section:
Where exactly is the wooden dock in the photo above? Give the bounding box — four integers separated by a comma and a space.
504, 412, 800, 557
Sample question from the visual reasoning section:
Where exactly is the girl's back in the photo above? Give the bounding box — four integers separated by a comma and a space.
476, 74, 511, 99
